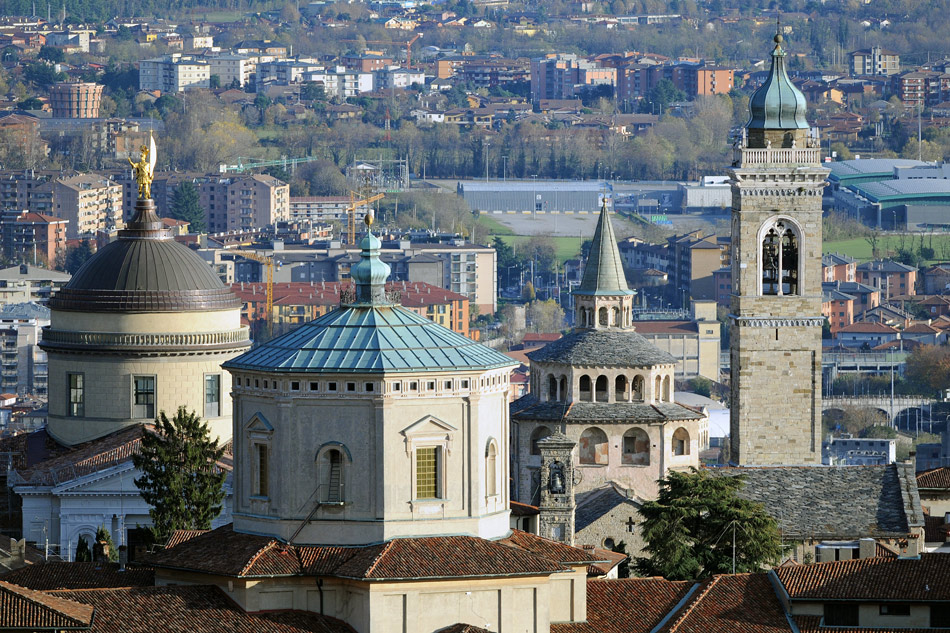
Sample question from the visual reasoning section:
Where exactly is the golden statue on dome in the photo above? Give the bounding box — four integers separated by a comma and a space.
129, 134, 157, 200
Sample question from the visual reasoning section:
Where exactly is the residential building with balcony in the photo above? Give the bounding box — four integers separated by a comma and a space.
0, 211, 68, 265
138, 54, 211, 92
0, 302, 49, 397
34, 174, 122, 239
48, 82, 103, 118
850, 46, 900, 76
530, 54, 616, 101
857, 259, 917, 299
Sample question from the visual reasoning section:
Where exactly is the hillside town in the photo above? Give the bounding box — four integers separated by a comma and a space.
0, 1, 946, 633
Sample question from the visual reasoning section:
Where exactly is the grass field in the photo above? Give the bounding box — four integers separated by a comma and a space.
494, 235, 585, 264
824, 234, 950, 265
476, 214, 514, 236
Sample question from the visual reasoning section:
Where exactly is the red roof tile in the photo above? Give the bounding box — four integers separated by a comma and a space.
498, 530, 601, 565
775, 554, 950, 601
551, 578, 693, 633
0, 580, 93, 630
232, 282, 467, 309
1, 562, 154, 590
657, 574, 792, 633
13, 426, 145, 486
509, 501, 539, 517
148, 525, 569, 580
164, 529, 208, 549
918, 467, 950, 490
48, 585, 354, 633
586, 548, 627, 576
838, 322, 898, 334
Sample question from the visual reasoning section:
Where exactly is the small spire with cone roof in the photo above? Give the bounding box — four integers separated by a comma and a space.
574, 198, 634, 297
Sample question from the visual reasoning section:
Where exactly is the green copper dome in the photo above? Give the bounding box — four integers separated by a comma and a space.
574, 203, 634, 297
350, 231, 392, 304
747, 33, 809, 131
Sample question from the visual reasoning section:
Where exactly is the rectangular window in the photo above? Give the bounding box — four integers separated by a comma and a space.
346, 382, 356, 392
310, 381, 319, 391
824, 603, 859, 627
416, 447, 440, 499
328, 382, 337, 392
204, 374, 220, 418
880, 604, 910, 616
933, 604, 950, 627
68, 373, 84, 417
290, 381, 300, 391
255, 444, 269, 497
133, 376, 155, 419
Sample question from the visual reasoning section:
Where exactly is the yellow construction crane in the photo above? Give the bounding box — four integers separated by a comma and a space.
240, 252, 275, 337
347, 192, 384, 245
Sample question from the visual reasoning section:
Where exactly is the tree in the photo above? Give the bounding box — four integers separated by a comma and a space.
170, 181, 206, 233
132, 407, 226, 544
689, 376, 712, 398
64, 241, 94, 274
95, 525, 119, 562
38, 45, 65, 63
526, 299, 565, 333
905, 344, 950, 395
634, 469, 785, 580
75, 535, 91, 562
209, 74, 221, 90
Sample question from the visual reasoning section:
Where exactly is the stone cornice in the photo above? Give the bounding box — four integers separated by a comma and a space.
40, 326, 251, 355
730, 315, 824, 328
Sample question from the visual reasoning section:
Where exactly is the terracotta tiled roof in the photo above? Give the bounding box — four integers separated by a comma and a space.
656, 573, 792, 633
48, 585, 354, 633
0, 580, 93, 630
585, 548, 627, 576
838, 322, 898, 334
148, 525, 570, 580
12, 425, 145, 486
498, 530, 602, 565
164, 529, 208, 549
775, 553, 950, 601
1, 562, 154, 590
924, 513, 949, 543
551, 578, 693, 633
232, 282, 467, 309
918, 466, 950, 489
875, 542, 899, 558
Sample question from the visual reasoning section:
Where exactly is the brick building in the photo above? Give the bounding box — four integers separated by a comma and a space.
48, 82, 103, 118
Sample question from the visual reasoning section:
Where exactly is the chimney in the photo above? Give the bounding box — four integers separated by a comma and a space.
118, 545, 128, 571
858, 537, 876, 559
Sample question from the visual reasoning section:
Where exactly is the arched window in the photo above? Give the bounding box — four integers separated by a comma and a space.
611, 307, 620, 326
580, 427, 608, 465
579, 375, 592, 402
595, 375, 609, 402
558, 376, 567, 400
760, 218, 800, 296
599, 307, 608, 326
486, 441, 498, 496
655, 376, 662, 402
672, 427, 690, 456
319, 447, 345, 503
632, 375, 644, 401
548, 461, 565, 494
622, 427, 650, 465
615, 375, 628, 402
663, 375, 671, 402
530, 426, 551, 455
548, 375, 558, 401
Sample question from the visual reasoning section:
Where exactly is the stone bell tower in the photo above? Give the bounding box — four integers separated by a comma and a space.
538, 433, 576, 545
728, 31, 829, 465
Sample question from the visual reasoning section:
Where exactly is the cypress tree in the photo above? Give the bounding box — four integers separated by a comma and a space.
75, 536, 91, 562
95, 525, 118, 562
169, 181, 207, 234
132, 407, 226, 544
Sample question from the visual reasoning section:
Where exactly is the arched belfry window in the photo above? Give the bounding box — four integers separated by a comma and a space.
760, 218, 800, 296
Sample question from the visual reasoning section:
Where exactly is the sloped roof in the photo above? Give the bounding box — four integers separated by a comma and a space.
837, 322, 897, 334
527, 329, 677, 367
0, 580, 93, 630
511, 395, 703, 424
46, 585, 353, 633
1, 562, 153, 590
551, 578, 693, 633
575, 205, 634, 297
12, 425, 145, 487
712, 464, 920, 539
655, 573, 793, 633
775, 553, 950, 601
224, 305, 515, 374
917, 466, 950, 490
147, 525, 575, 581
575, 485, 640, 533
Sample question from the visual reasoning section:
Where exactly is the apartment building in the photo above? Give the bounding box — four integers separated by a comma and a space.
48, 82, 103, 118
289, 196, 371, 223
857, 259, 918, 299
0, 211, 68, 264
33, 174, 122, 238
302, 67, 373, 98
850, 46, 900, 77
667, 230, 730, 304
822, 252, 857, 283
195, 174, 289, 233
257, 58, 323, 85
0, 302, 49, 397
530, 54, 616, 101
373, 66, 425, 90
892, 70, 950, 107
207, 54, 257, 87
139, 54, 211, 92
341, 53, 393, 72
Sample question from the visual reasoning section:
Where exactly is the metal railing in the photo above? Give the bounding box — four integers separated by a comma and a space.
40, 327, 250, 350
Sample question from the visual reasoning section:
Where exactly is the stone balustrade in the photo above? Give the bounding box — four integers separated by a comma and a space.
40, 326, 251, 351
734, 146, 821, 166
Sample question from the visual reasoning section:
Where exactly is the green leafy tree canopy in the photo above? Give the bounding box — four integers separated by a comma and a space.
95, 525, 119, 562
132, 407, 226, 544
170, 181, 206, 233
634, 469, 785, 580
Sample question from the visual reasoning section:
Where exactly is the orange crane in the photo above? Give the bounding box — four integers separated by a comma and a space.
240, 252, 275, 337
347, 193, 385, 244
340, 33, 422, 68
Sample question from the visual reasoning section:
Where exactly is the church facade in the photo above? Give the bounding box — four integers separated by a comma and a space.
509, 204, 708, 546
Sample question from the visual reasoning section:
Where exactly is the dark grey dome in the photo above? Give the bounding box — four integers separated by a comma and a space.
527, 329, 676, 367
49, 201, 240, 313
